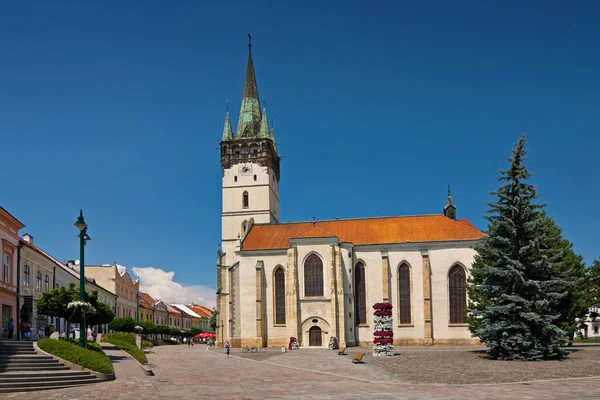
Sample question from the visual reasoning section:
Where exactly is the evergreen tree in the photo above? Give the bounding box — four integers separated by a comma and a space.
541, 214, 587, 344
585, 258, 600, 309
468, 135, 570, 360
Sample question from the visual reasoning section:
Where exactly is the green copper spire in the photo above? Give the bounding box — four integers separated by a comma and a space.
236, 37, 262, 138
222, 104, 233, 141
258, 108, 270, 138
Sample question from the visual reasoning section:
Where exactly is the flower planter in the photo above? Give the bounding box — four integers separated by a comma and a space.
372, 302, 394, 357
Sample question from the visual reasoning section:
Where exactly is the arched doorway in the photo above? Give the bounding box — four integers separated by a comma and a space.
309, 326, 322, 346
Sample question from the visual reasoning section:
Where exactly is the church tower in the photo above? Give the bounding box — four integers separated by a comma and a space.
219, 39, 281, 268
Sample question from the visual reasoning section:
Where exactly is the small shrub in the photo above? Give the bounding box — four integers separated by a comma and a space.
103, 333, 136, 345
141, 339, 152, 349
37, 339, 113, 374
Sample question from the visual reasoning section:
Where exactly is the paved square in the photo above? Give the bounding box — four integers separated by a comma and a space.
4, 344, 600, 399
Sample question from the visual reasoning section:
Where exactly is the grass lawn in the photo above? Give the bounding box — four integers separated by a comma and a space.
102, 333, 148, 364
37, 339, 113, 375
574, 337, 600, 343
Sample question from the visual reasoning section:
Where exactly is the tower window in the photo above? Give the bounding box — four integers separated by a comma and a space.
234, 176, 238, 182
253, 175, 257, 181
243, 191, 249, 208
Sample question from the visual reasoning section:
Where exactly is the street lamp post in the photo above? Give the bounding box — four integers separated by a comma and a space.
74, 210, 91, 348
136, 292, 140, 326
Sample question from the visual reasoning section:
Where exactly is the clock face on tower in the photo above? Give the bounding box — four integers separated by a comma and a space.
238, 164, 253, 176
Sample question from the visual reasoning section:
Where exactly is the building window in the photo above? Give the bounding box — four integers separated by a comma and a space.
398, 263, 411, 324
274, 267, 286, 324
595, 326, 599, 335
449, 265, 467, 324
354, 262, 367, 325
253, 175, 257, 181
234, 176, 238, 182
36, 271, 42, 291
44, 275, 49, 292
243, 191, 249, 208
23, 265, 30, 287
3, 254, 9, 282
304, 254, 323, 297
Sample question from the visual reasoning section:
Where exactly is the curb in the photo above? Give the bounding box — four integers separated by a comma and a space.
33, 341, 116, 381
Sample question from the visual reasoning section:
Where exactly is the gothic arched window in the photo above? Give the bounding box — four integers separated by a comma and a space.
354, 262, 367, 325
274, 267, 286, 324
398, 263, 411, 324
23, 265, 30, 287
304, 254, 323, 297
243, 191, 249, 208
449, 265, 467, 323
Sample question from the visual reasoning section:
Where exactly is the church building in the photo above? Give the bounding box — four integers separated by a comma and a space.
216, 42, 485, 348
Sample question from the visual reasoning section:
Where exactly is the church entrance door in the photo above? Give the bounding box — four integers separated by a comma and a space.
309, 326, 322, 346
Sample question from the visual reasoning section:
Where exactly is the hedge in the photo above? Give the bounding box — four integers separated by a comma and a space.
37, 339, 113, 375
102, 333, 147, 364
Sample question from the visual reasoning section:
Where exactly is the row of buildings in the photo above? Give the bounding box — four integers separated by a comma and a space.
1, 206, 212, 340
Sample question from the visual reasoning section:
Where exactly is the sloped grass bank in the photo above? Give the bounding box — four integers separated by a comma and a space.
102, 333, 148, 364
37, 339, 114, 375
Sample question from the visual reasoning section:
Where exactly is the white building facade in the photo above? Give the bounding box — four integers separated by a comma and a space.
216, 46, 485, 348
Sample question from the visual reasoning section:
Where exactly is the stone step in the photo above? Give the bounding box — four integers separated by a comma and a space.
0, 355, 54, 360
0, 371, 90, 379
1, 365, 70, 372
0, 350, 38, 355
2, 360, 61, 367
0, 377, 101, 392
0, 374, 96, 385
0, 341, 34, 346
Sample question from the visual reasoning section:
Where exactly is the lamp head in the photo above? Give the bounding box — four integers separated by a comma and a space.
74, 209, 87, 231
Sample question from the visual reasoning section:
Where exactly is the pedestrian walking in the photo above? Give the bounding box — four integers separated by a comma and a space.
225, 341, 231, 358
188, 338, 192, 347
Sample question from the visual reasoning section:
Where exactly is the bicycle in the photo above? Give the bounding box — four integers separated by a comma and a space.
242, 345, 258, 353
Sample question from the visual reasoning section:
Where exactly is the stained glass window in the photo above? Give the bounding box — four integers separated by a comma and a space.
274, 267, 286, 324
449, 265, 467, 323
398, 264, 411, 324
304, 254, 323, 297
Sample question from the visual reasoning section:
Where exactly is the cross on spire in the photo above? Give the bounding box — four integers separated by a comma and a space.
311, 215, 316, 225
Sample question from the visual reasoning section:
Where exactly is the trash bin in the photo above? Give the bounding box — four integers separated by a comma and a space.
281, 346, 287, 353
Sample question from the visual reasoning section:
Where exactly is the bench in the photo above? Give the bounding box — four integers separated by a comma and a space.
337, 347, 347, 355
352, 352, 365, 364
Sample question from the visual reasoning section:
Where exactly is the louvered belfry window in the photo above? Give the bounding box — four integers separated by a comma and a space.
355, 262, 367, 325
449, 265, 467, 323
304, 254, 323, 297
274, 267, 286, 324
398, 263, 412, 324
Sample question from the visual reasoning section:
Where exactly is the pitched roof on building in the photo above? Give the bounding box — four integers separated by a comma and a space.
0, 206, 25, 229
167, 305, 180, 314
242, 214, 484, 251
171, 304, 202, 319
188, 304, 212, 319
139, 292, 156, 309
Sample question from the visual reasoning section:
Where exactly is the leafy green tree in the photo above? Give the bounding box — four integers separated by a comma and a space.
36, 283, 114, 326
138, 320, 156, 334
186, 327, 202, 337
468, 135, 570, 360
585, 258, 600, 308
209, 309, 218, 332
107, 317, 135, 332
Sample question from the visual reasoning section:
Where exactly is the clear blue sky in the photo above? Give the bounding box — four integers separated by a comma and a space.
1, 1, 598, 294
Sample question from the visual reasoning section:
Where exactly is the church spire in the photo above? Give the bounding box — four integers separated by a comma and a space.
259, 107, 270, 138
237, 34, 262, 137
443, 185, 457, 220
222, 103, 233, 141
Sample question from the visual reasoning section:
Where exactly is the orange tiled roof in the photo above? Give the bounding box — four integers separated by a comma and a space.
189, 304, 212, 318
139, 292, 156, 309
242, 215, 484, 251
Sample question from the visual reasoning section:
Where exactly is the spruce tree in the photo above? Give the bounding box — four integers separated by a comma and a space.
468, 135, 570, 360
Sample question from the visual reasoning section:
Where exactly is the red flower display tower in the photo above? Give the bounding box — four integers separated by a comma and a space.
373, 302, 394, 357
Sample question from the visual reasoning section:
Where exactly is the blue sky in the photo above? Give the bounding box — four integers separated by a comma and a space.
1, 1, 598, 303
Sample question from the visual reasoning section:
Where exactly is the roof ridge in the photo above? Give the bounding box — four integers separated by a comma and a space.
251, 213, 450, 227
294, 224, 336, 237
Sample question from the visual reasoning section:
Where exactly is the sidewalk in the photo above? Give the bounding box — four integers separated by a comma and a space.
99, 342, 146, 379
